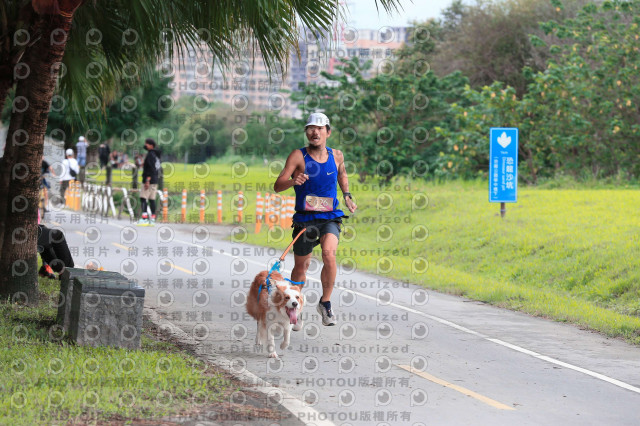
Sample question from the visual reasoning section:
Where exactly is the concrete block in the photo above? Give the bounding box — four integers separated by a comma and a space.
67, 271, 145, 349
57, 268, 100, 332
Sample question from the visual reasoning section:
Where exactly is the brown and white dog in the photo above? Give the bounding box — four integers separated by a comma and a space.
246, 270, 304, 358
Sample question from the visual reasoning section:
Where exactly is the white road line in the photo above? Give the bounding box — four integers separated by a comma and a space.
339, 287, 640, 395
488, 338, 640, 394
102, 223, 640, 396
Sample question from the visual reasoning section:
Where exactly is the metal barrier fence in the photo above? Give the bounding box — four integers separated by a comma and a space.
65, 181, 296, 232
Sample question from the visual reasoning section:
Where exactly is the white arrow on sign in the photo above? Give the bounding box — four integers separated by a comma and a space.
497, 132, 511, 148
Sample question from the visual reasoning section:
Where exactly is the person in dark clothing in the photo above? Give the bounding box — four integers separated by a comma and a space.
98, 142, 110, 169
41, 159, 52, 188
138, 138, 161, 225
37, 225, 74, 279
41, 159, 56, 212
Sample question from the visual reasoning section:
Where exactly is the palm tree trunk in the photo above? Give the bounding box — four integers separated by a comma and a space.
0, 6, 79, 302
0, 76, 13, 258
0, 76, 12, 117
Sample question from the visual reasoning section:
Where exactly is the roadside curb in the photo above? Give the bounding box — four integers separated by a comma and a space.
144, 306, 336, 426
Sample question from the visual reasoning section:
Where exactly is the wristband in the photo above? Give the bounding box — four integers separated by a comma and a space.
343, 192, 352, 200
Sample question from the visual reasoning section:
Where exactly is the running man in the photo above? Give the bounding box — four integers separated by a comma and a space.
274, 112, 357, 326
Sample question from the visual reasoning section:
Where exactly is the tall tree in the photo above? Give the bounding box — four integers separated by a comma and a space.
0, 0, 404, 302
0, 0, 83, 302
295, 57, 468, 181
399, 0, 587, 97
438, 0, 640, 182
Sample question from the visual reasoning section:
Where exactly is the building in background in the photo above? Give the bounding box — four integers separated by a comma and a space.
165, 45, 294, 116
166, 26, 408, 117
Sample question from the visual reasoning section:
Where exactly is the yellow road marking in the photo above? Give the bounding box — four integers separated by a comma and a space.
74, 231, 86, 236
397, 365, 515, 411
111, 243, 193, 275
110, 243, 193, 274
168, 262, 195, 276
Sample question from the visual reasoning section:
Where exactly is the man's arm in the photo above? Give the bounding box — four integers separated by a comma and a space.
335, 149, 357, 213
142, 155, 151, 186
274, 150, 307, 193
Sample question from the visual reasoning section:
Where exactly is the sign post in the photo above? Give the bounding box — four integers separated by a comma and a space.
489, 128, 518, 218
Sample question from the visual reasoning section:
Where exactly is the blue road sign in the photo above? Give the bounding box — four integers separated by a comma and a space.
489, 128, 518, 203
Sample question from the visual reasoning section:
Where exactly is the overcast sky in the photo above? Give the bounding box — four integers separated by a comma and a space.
344, 0, 453, 29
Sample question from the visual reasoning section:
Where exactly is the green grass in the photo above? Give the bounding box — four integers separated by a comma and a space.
180, 168, 639, 345
0, 277, 229, 425
91, 163, 640, 344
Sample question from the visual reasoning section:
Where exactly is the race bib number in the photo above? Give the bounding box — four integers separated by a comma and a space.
304, 195, 334, 212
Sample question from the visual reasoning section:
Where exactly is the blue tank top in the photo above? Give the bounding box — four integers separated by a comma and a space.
293, 147, 344, 222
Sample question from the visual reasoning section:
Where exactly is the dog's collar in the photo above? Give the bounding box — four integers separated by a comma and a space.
258, 276, 305, 302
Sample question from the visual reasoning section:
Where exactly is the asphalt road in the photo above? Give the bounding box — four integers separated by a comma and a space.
49, 209, 640, 426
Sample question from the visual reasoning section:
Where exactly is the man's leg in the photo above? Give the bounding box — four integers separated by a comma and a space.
319, 233, 339, 302
290, 227, 312, 331
149, 184, 158, 221
60, 180, 69, 205
291, 254, 311, 331
315, 232, 339, 326
291, 253, 312, 284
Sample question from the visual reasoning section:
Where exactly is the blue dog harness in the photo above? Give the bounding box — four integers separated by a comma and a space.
257, 227, 308, 302
257, 262, 305, 301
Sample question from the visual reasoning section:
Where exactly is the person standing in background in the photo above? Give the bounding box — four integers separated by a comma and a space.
110, 150, 119, 169
99, 140, 111, 185
76, 135, 88, 183
60, 148, 79, 205
41, 158, 56, 212
138, 139, 161, 225
98, 140, 110, 169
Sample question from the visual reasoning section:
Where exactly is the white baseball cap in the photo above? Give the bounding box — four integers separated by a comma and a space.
78, 136, 85, 142
305, 112, 330, 128
65, 148, 74, 156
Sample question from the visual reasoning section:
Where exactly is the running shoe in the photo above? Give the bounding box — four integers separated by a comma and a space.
316, 301, 337, 326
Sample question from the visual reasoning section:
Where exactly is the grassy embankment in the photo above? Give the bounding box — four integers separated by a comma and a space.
155, 163, 640, 344
0, 277, 230, 425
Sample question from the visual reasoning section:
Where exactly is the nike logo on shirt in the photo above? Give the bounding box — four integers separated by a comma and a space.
327, 171, 335, 175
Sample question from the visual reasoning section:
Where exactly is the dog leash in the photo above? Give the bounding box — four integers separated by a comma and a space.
258, 227, 307, 301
